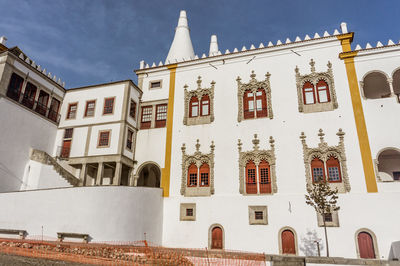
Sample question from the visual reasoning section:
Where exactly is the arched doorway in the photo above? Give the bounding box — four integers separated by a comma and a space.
357, 232, 376, 259
281, 230, 296, 254
376, 148, 400, 181
136, 162, 161, 187
208, 224, 224, 250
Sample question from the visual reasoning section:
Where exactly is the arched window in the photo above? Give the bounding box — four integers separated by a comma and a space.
311, 157, 325, 183
189, 96, 199, 117
281, 229, 296, 254
258, 160, 271, 193
302, 82, 315, 105
255, 88, 268, 118
393, 69, 400, 96
245, 160, 257, 194
316, 80, 330, 103
357, 232, 376, 259
243, 90, 255, 119
187, 163, 198, 187
199, 163, 210, 187
200, 95, 210, 116
363, 72, 391, 99
326, 156, 341, 182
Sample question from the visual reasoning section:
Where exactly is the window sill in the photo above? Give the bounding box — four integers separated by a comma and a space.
185, 115, 213, 126
184, 186, 212, 197
302, 101, 335, 113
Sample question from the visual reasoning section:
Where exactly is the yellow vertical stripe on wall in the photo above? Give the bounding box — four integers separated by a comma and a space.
161, 64, 177, 197
337, 35, 378, 193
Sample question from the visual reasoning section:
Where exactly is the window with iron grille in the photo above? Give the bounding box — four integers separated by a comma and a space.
85, 100, 96, 117
67, 103, 77, 119
141, 106, 152, 129
200, 172, 209, 186
313, 168, 324, 182
324, 213, 333, 222
186, 208, 193, 217
247, 169, 256, 184
103, 98, 114, 115
150, 81, 161, 89
260, 168, 269, 184
328, 167, 340, 181
155, 104, 167, 128
64, 128, 73, 139
189, 173, 197, 186
126, 129, 133, 150
129, 100, 136, 119
255, 211, 263, 220
98, 131, 110, 147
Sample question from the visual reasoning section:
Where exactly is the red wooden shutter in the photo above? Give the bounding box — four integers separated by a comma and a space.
187, 163, 198, 187
316, 80, 330, 103
258, 160, 271, 193
282, 230, 296, 254
199, 163, 210, 187
302, 82, 315, 104
200, 94, 210, 116
358, 232, 375, 259
211, 227, 223, 249
61, 140, 71, 158
326, 156, 342, 183
189, 96, 199, 117
256, 88, 268, 118
243, 90, 255, 119
311, 157, 325, 183
246, 161, 257, 194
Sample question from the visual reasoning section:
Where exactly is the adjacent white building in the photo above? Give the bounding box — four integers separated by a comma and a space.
0, 10, 399, 260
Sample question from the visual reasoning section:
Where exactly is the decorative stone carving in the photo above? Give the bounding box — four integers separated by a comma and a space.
181, 140, 215, 196
237, 71, 273, 122
300, 129, 350, 193
237, 134, 277, 194
183, 76, 215, 126
295, 59, 338, 113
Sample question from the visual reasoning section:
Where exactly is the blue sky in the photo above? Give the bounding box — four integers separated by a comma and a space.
0, 0, 399, 88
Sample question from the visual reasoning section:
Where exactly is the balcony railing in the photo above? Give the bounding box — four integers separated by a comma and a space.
6, 92, 61, 124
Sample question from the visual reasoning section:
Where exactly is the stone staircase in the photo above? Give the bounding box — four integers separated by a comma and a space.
29, 149, 80, 186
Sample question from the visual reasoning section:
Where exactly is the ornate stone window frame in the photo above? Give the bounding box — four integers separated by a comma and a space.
180, 203, 196, 221
237, 71, 273, 122
181, 140, 215, 197
300, 129, 350, 193
237, 134, 277, 195
248, 206, 268, 225
183, 76, 215, 126
317, 209, 339, 227
295, 59, 338, 113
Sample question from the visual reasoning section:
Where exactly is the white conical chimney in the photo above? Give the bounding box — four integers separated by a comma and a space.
165, 10, 195, 64
0, 36, 7, 45
209, 35, 218, 56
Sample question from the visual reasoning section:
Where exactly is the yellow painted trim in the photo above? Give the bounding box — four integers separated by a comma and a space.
161, 64, 178, 197
337, 36, 378, 193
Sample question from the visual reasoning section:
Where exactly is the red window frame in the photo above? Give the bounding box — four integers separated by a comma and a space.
61, 128, 73, 159
6, 73, 24, 101
243, 90, 255, 119
199, 163, 210, 187
311, 157, 325, 183
129, 99, 137, 119
66, 103, 78, 119
316, 80, 330, 103
258, 160, 271, 193
245, 160, 257, 194
326, 156, 342, 183
155, 104, 167, 128
98, 131, 110, 147
189, 96, 199, 117
302, 81, 316, 105
187, 163, 198, 187
200, 94, 210, 116
126, 129, 133, 150
255, 89, 268, 118
84, 100, 96, 117
103, 97, 114, 115
48, 98, 60, 122
140, 106, 152, 129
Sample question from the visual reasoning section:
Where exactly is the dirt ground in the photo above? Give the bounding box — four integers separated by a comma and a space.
0, 253, 90, 266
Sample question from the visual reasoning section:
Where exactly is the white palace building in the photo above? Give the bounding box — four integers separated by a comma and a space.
0, 10, 400, 260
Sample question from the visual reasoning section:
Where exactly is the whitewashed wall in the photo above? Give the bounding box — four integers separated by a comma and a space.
0, 186, 163, 243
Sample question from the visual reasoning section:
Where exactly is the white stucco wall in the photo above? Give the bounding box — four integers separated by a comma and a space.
0, 186, 163, 243
0, 98, 58, 192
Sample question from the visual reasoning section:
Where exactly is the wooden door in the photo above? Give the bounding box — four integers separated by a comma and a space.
211, 227, 223, 249
282, 230, 296, 254
358, 232, 375, 259
61, 140, 71, 158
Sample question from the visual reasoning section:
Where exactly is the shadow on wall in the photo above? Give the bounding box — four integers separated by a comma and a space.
300, 229, 324, 256
137, 163, 161, 188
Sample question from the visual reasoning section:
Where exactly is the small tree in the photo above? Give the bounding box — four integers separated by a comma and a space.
305, 181, 340, 257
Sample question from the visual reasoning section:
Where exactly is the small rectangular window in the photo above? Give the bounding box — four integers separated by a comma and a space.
126, 129, 133, 150
64, 128, 73, 139
129, 99, 137, 119
393, 171, 400, 181
141, 106, 152, 129
255, 211, 263, 220
324, 213, 333, 222
150, 81, 161, 89
186, 208, 193, 217
67, 103, 77, 119
103, 97, 114, 115
98, 131, 110, 147
155, 104, 167, 128
84, 100, 96, 117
